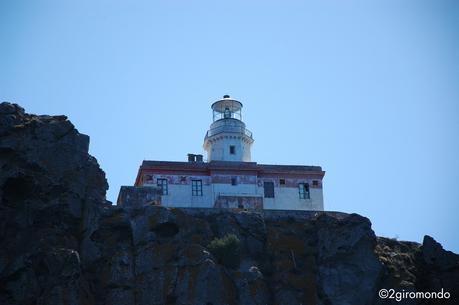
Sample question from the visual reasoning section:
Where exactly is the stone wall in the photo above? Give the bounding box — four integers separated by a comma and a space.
214, 195, 263, 209
117, 186, 162, 207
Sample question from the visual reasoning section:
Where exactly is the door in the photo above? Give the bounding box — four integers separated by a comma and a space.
263, 181, 274, 198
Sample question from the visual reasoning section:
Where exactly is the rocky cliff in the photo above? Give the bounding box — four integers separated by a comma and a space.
0, 102, 458, 305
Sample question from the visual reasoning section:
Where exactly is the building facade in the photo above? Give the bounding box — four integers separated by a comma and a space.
118, 95, 325, 210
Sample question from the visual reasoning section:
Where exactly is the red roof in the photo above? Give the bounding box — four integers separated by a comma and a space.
141, 160, 322, 172
136, 160, 324, 185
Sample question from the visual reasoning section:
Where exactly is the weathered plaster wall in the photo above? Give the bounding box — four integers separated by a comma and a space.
146, 175, 213, 208
261, 187, 323, 210
214, 195, 263, 209
142, 173, 324, 210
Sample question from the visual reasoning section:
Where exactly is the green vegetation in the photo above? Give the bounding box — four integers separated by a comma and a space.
208, 234, 241, 269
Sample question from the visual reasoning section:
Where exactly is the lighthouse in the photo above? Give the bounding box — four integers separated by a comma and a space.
118, 95, 325, 211
203, 95, 254, 162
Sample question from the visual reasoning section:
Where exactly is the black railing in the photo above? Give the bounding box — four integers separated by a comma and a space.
206, 126, 253, 138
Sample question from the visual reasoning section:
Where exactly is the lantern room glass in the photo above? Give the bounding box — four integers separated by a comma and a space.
212, 100, 243, 121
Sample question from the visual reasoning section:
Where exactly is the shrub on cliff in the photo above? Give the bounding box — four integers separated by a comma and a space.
208, 234, 241, 269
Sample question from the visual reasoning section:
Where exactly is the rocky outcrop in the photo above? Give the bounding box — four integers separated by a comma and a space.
1, 102, 458, 305
0, 102, 108, 305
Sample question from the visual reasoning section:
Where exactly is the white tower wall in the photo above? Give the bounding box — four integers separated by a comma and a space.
203, 96, 254, 162
205, 134, 253, 162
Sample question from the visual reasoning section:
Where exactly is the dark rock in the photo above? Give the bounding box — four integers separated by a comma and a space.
0, 102, 21, 114
315, 214, 383, 305
0, 102, 107, 305
1, 102, 458, 305
417, 235, 459, 301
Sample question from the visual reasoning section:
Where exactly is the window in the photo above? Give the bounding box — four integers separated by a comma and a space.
231, 177, 237, 185
299, 183, 310, 199
224, 107, 231, 118
279, 179, 286, 186
230, 145, 236, 155
264, 181, 274, 198
313, 180, 319, 187
192, 179, 203, 196
157, 178, 168, 195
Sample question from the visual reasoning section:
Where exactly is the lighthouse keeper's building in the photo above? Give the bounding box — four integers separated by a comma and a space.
118, 95, 325, 211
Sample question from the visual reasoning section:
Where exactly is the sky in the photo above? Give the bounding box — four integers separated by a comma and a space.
1, 0, 458, 252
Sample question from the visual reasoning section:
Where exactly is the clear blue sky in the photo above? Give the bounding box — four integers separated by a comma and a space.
1, 0, 458, 252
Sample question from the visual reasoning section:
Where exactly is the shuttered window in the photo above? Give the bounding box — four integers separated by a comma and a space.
299, 183, 310, 199
157, 178, 168, 195
264, 181, 274, 198
192, 179, 203, 196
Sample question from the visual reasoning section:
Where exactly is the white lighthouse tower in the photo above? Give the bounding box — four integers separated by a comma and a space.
203, 95, 254, 162
119, 94, 325, 211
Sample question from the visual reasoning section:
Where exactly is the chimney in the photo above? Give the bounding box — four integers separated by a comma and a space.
187, 154, 195, 162
188, 154, 204, 162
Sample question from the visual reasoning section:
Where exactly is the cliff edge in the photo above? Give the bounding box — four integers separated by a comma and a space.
1, 102, 458, 305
